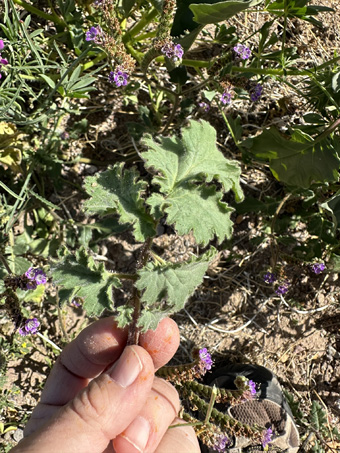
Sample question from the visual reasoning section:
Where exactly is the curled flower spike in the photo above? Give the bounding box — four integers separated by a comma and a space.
108, 68, 129, 87
18, 318, 40, 336
212, 434, 229, 452
199, 348, 213, 371
262, 427, 273, 447
311, 262, 325, 274
263, 272, 277, 284
233, 43, 251, 60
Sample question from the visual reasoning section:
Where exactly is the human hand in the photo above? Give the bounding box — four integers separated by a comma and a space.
12, 317, 200, 453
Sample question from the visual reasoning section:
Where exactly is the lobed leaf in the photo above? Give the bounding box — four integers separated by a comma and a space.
142, 119, 243, 244
135, 248, 216, 331
52, 247, 121, 317
83, 164, 156, 242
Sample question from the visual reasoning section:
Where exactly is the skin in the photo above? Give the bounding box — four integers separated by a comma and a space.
12, 317, 200, 453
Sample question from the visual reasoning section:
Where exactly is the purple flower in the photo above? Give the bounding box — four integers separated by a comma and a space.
109, 69, 129, 87
198, 101, 210, 112
25, 267, 36, 280
275, 281, 289, 295
220, 91, 232, 105
247, 379, 257, 396
25, 267, 47, 286
250, 83, 263, 102
161, 42, 184, 64
26, 281, 38, 290
233, 43, 251, 60
18, 318, 40, 336
263, 272, 277, 284
0, 39, 8, 80
311, 262, 325, 274
212, 434, 229, 452
262, 427, 273, 447
34, 269, 47, 285
199, 348, 213, 371
85, 26, 101, 42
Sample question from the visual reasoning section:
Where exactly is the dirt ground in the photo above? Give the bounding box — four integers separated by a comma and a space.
2, 1, 340, 451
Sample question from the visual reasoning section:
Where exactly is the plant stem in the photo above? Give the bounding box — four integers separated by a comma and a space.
81, 51, 107, 71
127, 236, 153, 345
37, 332, 62, 352
0, 254, 12, 274
12, 0, 66, 27
122, 8, 158, 44
204, 385, 218, 424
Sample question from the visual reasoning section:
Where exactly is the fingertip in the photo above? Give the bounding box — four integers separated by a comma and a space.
140, 318, 180, 369
155, 417, 200, 453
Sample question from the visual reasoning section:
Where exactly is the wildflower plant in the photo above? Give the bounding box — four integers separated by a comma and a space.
1, 0, 340, 449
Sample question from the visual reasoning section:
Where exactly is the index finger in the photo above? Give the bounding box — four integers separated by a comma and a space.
40, 317, 179, 406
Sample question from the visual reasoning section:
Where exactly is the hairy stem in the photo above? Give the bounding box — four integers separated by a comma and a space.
127, 236, 153, 345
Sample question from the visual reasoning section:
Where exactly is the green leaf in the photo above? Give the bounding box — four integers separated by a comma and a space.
52, 247, 121, 316
310, 401, 327, 434
246, 127, 340, 188
143, 120, 243, 199
39, 74, 56, 89
148, 185, 234, 245
136, 248, 216, 331
84, 164, 156, 242
321, 190, 340, 229
142, 119, 243, 245
190, 0, 263, 25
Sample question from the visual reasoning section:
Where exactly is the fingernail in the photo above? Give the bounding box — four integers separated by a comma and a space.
109, 346, 142, 388
121, 416, 150, 452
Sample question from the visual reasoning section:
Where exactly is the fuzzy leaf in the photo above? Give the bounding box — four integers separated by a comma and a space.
143, 119, 243, 199
246, 127, 340, 188
52, 247, 121, 316
142, 120, 243, 244
136, 248, 216, 331
83, 164, 156, 242
148, 185, 233, 245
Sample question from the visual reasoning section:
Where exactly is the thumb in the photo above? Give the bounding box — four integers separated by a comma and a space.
13, 346, 154, 453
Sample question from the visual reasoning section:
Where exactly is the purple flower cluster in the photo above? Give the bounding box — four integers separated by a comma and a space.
85, 25, 102, 43
250, 83, 263, 102
25, 267, 47, 290
18, 318, 40, 337
161, 42, 184, 64
212, 434, 229, 452
0, 40, 9, 80
311, 262, 325, 274
247, 379, 257, 396
275, 281, 289, 295
198, 101, 210, 112
263, 272, 277, 284
262, 427, 273, 447
108, 67, 129, 87
199, 348, 213, 371
220, 91, 232, 105
233, 43, 251, 60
